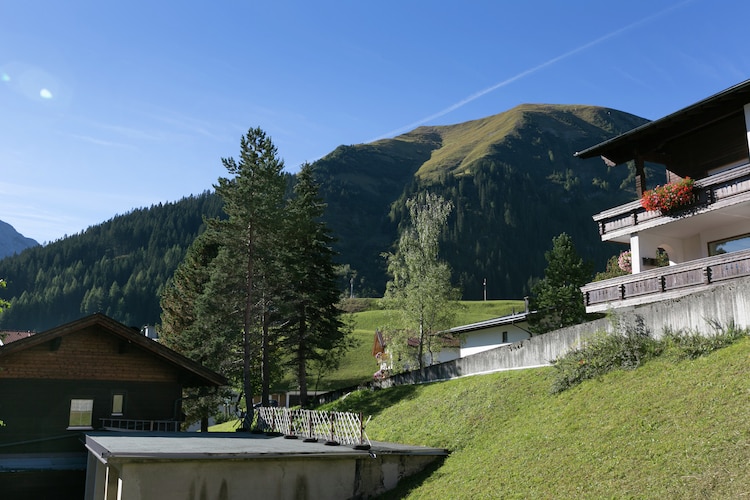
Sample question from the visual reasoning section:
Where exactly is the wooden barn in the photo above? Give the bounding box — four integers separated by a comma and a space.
0, 313, 225, 498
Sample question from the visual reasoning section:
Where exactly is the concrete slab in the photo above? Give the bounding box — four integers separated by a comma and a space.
83, 432, 448, 500
85, 431, 447, 461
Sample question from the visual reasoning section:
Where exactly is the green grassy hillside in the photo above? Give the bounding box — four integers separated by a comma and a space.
319, 299, 526, 390
326, 337, 750, 498
277, 299, 526, 392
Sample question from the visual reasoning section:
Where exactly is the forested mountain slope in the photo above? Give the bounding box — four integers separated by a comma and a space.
316, 104, 653, 298
0, 193, 222, 330
0, 104, 654, 330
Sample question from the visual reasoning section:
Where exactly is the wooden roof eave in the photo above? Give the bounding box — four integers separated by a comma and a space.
575, 79, 750, 166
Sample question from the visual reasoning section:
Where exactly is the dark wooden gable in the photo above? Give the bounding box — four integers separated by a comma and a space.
0, 313, 226, 388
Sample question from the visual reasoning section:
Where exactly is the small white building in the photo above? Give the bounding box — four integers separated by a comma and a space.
448, 312, 532, 358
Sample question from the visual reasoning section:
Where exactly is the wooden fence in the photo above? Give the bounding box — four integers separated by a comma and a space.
255, 408, 371, 448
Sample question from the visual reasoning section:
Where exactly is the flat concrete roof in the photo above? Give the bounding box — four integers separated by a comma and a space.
85, 432, 447, 463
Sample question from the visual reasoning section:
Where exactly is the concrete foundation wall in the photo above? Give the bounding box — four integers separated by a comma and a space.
87, 451, 442, 500
378, 278, 750, 388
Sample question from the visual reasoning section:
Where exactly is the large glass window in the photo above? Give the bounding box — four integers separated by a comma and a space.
708, 234, 750, 256
68, 399, 94, 429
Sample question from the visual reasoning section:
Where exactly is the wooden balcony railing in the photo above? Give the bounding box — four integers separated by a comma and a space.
581, 249, 750, 310
100, 418, 181, 432
593, 163, 750, 240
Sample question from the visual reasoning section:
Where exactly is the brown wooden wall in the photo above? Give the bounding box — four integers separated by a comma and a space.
0, 378, 182, 454
0, 326, 182, 382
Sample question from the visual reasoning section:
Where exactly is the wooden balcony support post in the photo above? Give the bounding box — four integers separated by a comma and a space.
634, 155, 647, 197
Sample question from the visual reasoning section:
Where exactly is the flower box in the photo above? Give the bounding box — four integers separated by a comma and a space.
640, 177, 695, 214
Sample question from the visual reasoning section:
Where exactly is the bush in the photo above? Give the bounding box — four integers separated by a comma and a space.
551, 318, 749, 394
550, 317, 658, 394
662, 320, 748, 360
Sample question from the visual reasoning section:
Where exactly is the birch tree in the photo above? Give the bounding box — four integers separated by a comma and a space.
383, 192, 460, 371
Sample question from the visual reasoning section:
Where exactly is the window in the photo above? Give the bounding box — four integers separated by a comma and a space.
68, 399, 94, 429
708, 234, 750, 256
502, 331, 508, 343
112, 393, 124, 416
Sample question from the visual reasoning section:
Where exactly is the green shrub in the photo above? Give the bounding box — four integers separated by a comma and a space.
550, 316, 658, 394
662, 320, 748, 360
551, 318, 749, 394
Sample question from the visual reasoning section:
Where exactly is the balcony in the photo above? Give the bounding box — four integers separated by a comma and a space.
581, 249, 750, 312
593, 163, 750, 243
99, 418, 181, 432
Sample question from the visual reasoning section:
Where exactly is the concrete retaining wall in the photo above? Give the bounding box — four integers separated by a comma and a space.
377, 277, 750, 388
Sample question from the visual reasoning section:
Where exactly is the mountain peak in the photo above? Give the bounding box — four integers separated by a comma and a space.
0, 220, 39, 259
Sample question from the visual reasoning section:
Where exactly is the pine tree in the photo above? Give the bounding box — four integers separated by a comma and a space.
529, 232, 593, 334
279, 163, 354, 407
210, 127, 287, 428
160, 229, 230, 430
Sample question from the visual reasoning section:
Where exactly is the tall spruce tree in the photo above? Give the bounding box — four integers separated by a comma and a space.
529, 232, 593, 334
210, 127, 287, 428
160, 228, 230, 430
383, 192, 460, 371
279, 163, 353, 407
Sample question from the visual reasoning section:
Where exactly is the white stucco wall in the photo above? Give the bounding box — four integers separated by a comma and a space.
460, 324, 530, 357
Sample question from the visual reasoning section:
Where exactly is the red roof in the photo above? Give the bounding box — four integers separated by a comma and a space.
0, 330, 34, 345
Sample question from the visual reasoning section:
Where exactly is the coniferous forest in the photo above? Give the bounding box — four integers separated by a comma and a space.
0, 104, 661, 332
0, 193, 223, 330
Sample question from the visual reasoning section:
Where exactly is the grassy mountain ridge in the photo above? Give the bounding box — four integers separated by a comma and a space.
412, 104, 640, 180
326, 336, 750, 498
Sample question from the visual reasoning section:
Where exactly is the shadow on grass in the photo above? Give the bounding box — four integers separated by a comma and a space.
320, 384, 420, 418
372, 455, 447, 499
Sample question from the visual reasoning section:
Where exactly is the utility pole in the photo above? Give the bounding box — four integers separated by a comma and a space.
483, 278, 487, 301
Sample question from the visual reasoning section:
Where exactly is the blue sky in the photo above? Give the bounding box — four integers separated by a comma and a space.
2, 0, 749, 244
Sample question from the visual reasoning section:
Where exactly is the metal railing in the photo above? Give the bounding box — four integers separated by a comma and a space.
255, 408, 370, 448
100, 418, 181, 432
582, 249, 750, 310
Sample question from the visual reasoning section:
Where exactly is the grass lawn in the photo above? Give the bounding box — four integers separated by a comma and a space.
320, 336, 750, 498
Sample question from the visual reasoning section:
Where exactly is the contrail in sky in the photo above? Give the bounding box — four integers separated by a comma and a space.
372, 0, 694, 141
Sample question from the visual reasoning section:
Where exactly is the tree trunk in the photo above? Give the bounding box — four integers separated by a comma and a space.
417, 312, 425, 370
261, 303, 271, 405
243, 229, 254, 430
297, 307, 308, 408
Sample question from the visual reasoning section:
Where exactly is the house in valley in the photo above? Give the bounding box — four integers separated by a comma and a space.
372, 309, 532, 375
447, 311, 532, 358
576, 80, 750, 313
0, 313, 226, 499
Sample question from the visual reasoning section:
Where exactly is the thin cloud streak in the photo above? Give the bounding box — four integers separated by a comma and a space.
373, 0, 694, 141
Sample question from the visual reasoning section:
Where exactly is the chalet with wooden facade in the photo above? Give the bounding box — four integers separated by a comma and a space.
0, 313, 225, 498
576, 80, 750, 312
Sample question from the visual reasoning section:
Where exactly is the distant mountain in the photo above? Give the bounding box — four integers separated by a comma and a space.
0, 104, 655, 330
0, 220, 38, 259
